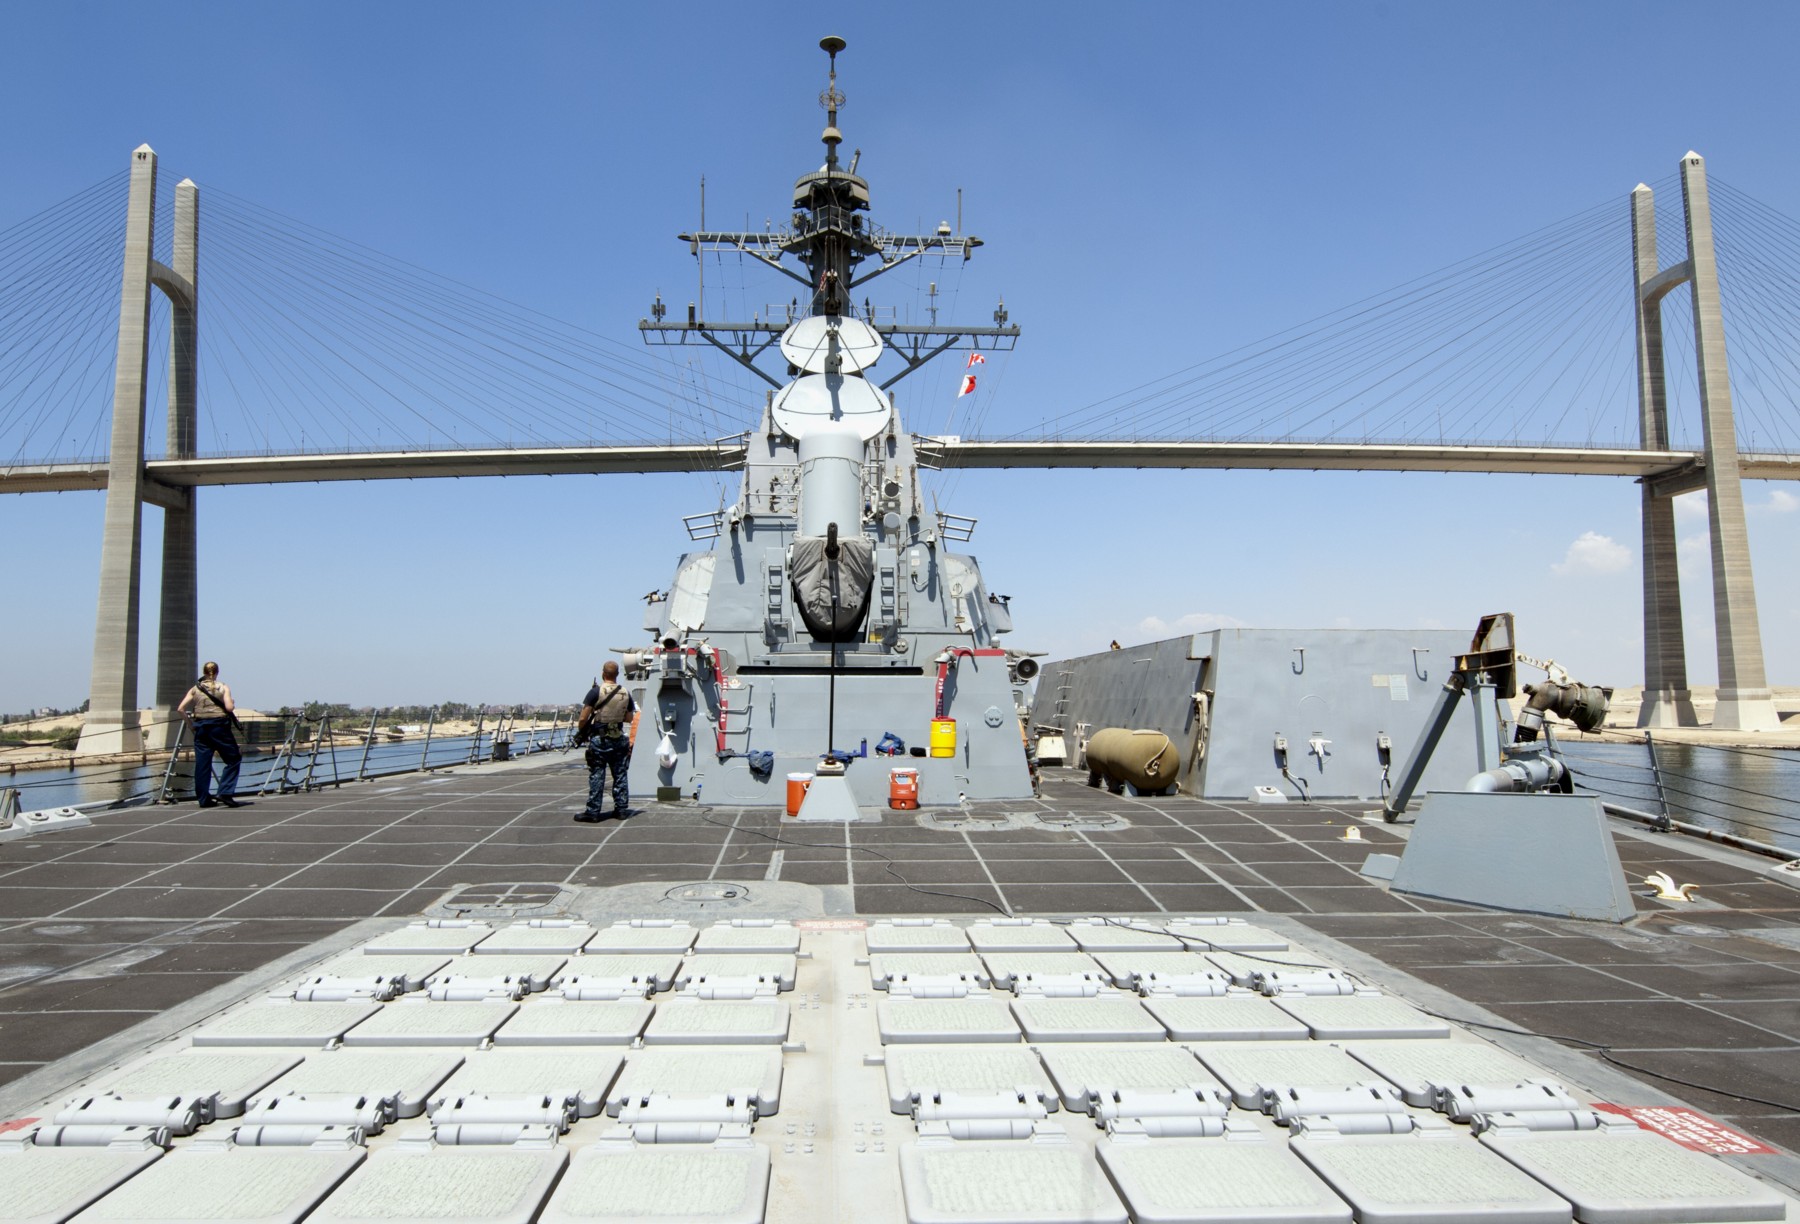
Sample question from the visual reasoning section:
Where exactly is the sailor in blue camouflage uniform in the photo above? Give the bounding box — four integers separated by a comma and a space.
576, 660, 635, 823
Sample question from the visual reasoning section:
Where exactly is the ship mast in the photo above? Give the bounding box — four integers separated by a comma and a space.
641, 37, 1019, 392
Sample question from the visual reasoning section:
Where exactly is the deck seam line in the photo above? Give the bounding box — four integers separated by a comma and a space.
30, 791, 385, 919
706, 810, 742, 881
959, 830, 1012, 913
1170, 845, 1261, 910
1075, 830, 1167, 912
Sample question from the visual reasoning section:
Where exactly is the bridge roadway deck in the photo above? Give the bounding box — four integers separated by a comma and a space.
1, 756, 1797, 1160
5, 441, 1800, 495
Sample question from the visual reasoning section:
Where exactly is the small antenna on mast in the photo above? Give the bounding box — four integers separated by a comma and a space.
819, 36, 847, 169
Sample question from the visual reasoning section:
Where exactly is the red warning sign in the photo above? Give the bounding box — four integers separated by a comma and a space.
0, 1117, 38, 1134
1593, 1104, 1776, 1155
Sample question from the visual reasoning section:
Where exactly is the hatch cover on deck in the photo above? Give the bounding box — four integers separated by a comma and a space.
1030, 812, 1131, 833
663, 882, 753, 908
432, 883, 570, 919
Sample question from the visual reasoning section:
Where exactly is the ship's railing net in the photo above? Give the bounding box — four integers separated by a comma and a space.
0, 707, 576, 812
1563, 738, 1800, 858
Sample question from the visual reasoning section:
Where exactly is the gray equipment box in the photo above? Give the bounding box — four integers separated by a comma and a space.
1388, 793, 1636, 924
1033, 628, 1479, 800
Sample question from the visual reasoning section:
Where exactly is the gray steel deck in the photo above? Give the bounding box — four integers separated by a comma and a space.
3, 754, 1798, 1161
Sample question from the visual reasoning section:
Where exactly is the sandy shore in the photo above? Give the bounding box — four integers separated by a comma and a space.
1513, 684, 1800, 748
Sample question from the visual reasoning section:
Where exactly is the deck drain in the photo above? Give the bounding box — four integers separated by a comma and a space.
1667, 922, 1730, 938
434, 882, 570, 918
918, 811, 1035, 832
1031, 812, 1131, 832
662, 882, 752, 908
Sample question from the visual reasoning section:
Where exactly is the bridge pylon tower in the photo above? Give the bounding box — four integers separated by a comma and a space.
1632, 153, 1779, 732
78, 145, 200, 755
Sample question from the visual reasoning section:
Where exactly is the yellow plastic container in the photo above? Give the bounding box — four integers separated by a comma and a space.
929, 718, 957, 758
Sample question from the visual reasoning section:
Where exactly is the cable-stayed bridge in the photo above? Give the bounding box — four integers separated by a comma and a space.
2, 146, 1797, 749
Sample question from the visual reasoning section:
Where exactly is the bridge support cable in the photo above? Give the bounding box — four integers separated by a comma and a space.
194, 189, 743, 454
1010, 187, 1659, 450
1706, 177, 1800, 455
0, 171, 132, 466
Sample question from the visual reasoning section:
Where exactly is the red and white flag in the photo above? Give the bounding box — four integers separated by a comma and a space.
957, 374, 977, 398
965, 352, 986, 368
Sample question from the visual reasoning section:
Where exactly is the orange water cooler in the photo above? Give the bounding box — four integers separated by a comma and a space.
785, 772, 814, 816
889, 767, 919, 810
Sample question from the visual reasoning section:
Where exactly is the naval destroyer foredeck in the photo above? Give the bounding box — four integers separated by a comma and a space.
2, 752, 1798, 1221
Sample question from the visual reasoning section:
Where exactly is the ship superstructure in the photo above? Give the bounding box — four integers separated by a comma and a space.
625, 38, 1033, 807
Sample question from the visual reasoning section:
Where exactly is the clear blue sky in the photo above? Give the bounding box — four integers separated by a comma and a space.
3, 2, 1797, 711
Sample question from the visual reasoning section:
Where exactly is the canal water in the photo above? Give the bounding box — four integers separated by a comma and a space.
3, 730, 572, 814
1559, 740, 1800, 856
7, 735, 1796, 857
